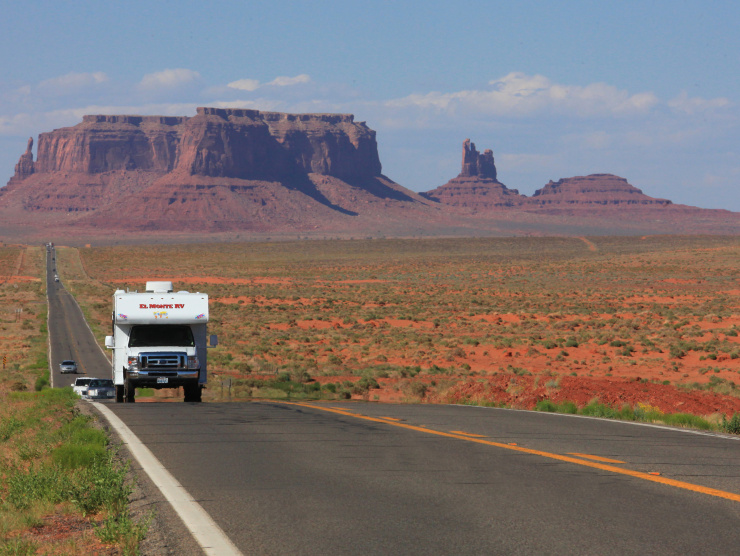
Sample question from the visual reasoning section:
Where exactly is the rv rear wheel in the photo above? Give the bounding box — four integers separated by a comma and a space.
115, 385, 124, 403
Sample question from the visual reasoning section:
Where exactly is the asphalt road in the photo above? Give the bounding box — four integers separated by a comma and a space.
46, 245, 110, 388
47, 247, 740, 554
102, 401, 740, 555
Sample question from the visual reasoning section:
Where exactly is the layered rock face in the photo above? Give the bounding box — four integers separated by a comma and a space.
1, 107, 429, 232
529, 174, 672, 207
422, 139, 525, 208
421, 140, 674, 213
9, 108, 381, 184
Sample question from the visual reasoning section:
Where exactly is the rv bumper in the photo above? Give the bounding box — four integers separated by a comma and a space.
128, 369, 201, 388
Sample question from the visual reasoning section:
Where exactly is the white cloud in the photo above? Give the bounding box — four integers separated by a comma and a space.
227, 79, 261, 92
385, 72, 660, 118
668, 91, 732, 115
36, 72, 109, 95
210, 99, 285, 111
267, 74, 310, 87
225, 74, 311, 93
138, 69, 201, 91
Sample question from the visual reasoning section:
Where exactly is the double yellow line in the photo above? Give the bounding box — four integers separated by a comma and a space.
284, 402, 740, 503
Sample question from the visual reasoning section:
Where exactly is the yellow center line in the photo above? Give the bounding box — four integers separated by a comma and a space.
450, 430, 488, 438
568, 453, 627, 464
380, 417, 403, 421
281, 401, 740, 504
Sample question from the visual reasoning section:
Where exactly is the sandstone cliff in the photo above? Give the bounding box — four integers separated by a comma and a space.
3, 121, 738, 238
8, 108, 381, 182
421, 140, 675, 213
529, 174, 672, 208
0, 107, 433, 232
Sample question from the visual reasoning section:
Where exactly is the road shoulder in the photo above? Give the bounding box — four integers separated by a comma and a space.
79, 401, 205, 556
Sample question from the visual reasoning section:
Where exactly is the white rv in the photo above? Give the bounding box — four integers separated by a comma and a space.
105, 281, 217, 403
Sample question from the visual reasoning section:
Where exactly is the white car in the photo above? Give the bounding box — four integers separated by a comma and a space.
84, 379, 116, 400
72, 377, 95, 397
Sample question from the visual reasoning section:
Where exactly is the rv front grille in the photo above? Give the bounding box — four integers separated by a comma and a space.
139, 352, 186, 370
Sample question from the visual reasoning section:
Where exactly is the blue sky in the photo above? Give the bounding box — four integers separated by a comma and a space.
2, 0, 739, 210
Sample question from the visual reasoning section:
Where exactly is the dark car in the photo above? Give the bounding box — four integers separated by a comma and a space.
84, 379, 115, 400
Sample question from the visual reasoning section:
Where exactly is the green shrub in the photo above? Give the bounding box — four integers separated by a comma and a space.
34, 375, 49, 391
95, 511, 149, 551
556, 401, 577, 414
721, 413, 740, 434
535, 400, 557, 412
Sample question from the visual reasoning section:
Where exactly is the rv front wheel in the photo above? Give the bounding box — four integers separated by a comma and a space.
124, 379, 136, 403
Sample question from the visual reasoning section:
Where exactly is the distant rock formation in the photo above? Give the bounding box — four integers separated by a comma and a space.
529, 174, 672, 208
460, 139, 497, 180
0, 107, 431, 231
4, 123, 737, 238
421, 139, 525, 208
9, 108, 382, 183
421, 140, 675, 213
9, 137, 35, 184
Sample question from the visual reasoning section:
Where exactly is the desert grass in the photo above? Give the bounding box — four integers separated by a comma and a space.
61, 236, 740, 418
0, 246, 146, 554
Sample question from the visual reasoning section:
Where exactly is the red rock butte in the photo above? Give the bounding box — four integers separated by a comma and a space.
1, 110, 738, 239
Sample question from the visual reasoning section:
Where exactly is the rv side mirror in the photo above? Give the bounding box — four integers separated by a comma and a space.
209, 335, 218, 347
105, 335, 114, 349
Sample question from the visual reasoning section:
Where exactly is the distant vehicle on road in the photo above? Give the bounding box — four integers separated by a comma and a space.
54, 275, 59, 282
72, 377, 95, 397
59, 360, 77, 374
84, 379, 115, 400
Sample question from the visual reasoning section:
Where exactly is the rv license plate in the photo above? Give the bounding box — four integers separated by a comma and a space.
157, 377, 168, 384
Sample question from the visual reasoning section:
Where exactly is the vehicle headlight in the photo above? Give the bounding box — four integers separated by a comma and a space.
187, 356, 199, 369
127, 356, 139, 371
89, 389, 97, 396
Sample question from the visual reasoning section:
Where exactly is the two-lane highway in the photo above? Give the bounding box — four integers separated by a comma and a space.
47, 249, 740, 554
46, 245, 110, 388
106, 400, 740, 554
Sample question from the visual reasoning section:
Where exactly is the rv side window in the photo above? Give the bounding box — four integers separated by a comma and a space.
128, 325, 195, 347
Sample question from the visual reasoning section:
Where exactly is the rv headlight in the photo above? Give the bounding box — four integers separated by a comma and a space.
187, 356, 199, 369
127, 356, 139, 371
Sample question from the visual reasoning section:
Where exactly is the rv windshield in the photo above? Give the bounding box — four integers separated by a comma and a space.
128, 325, 195, 347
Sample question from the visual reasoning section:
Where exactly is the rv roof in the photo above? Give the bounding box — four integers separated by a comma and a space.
145, 281, 174, 293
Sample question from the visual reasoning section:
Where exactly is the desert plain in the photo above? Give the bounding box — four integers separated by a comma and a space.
19, 234, 736, 420
2, 234, 740, 552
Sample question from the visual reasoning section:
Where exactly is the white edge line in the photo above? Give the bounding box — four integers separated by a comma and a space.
457, 404, 740, 441
92, 402, 243, 556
